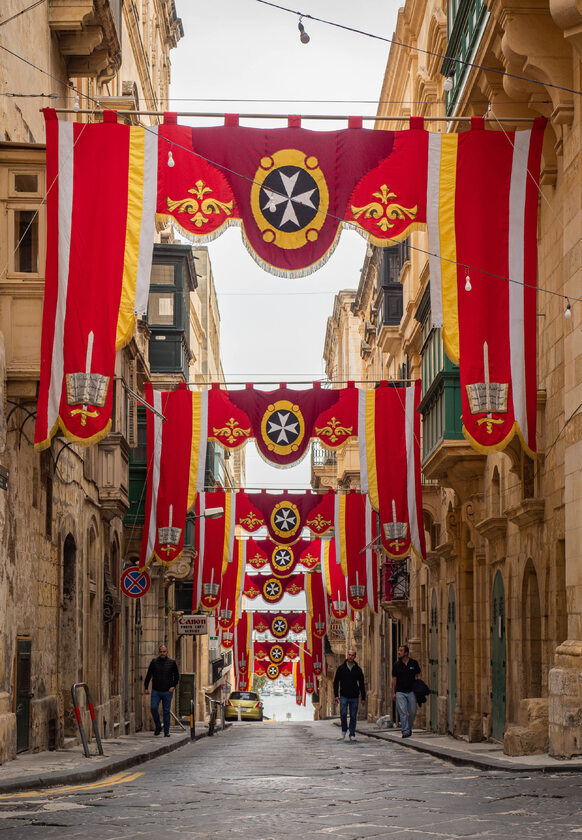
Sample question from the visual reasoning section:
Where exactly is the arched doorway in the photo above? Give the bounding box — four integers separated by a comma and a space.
60, 534, 78, 735
429, 589, 439, 731
447, 584, 457, 732
491, 570, 506, 740
522, 559, 541, 698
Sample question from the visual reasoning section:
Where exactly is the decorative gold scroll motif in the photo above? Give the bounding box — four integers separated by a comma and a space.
166, 179, 234, 228
212, 417, 251, 444
239, 511, 263, 529
315, 417, 353, 444
306, 513, 331, 531
351, 185, 418, 233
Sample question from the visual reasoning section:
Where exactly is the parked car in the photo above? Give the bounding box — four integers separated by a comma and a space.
224, 691, 264, 721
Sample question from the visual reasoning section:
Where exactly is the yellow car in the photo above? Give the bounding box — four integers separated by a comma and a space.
224, 691, 264, 721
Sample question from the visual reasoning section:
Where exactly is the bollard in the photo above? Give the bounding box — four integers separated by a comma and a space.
71, 683, 104, 758
190, 699, 196, 740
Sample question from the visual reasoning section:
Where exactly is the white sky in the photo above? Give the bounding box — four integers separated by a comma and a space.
171, 0, 400, 490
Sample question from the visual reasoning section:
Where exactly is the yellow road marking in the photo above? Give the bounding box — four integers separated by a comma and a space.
0, 770, 144, 799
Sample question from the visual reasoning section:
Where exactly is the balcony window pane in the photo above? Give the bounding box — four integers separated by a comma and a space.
14, 210, 38, 273
14, 173, 38, 193
151, 264, 175, 285
149, 292, 174, 325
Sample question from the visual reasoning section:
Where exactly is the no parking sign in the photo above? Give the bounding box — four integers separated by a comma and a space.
120, 566, 151, 598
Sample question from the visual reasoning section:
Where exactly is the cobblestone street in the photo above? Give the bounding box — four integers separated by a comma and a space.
1, 722, 581, 839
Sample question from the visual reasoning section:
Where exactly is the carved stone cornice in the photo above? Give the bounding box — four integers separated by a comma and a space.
505, 498, 545, 528
490, 0, 575, 125
380, 600, 412, 621
475, 515, 508, 541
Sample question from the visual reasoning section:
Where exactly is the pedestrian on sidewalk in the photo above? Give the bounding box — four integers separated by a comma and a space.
144, 645, 180, 737
392, 644, 421, 738
334, 648, 366, 742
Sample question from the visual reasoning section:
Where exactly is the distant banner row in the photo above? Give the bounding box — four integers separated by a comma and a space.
36, 111, 545, 457
139, 382, 425, 567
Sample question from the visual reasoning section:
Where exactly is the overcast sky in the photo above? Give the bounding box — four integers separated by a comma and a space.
171, 0, 400, 490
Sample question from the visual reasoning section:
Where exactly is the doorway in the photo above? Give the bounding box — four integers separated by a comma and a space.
447, 584, 457, 732
429, 589, 439, 731
16, 638, 32, 753
491, 570, 506, 740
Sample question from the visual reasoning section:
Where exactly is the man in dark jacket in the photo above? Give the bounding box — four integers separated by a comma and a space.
144, 645, 180, 736
391, 644, 421, 737
333, 649, 366, 742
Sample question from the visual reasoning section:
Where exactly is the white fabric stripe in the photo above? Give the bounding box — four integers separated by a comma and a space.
357, 389, 368, 494
196, 391, 209, 492
508, 130, 531, 440
405, 387, 421, 556
134, 126, 158, 315
145, 391, 163, 562
365, 496, 374, 611
195, 492, 206, 610
227, 493, 236, 562
47, 122, 74, 432
334, 494, 341, 565
427, 132, 443, 328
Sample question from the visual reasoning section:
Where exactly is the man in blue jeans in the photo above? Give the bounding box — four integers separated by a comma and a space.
391, 644, 421, 737
144, 645, 180, 736
334, 649, 366, 742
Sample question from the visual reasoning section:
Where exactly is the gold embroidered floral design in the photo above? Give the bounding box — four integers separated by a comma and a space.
240, 511, 263, 530
212, 417, 251, 445
315, 416, 353, 443
166, 179, 234, 228
351, 185, 417, 232
306, 513, 332, 531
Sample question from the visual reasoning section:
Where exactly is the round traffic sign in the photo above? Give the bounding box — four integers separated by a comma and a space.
121, 566, 151, 598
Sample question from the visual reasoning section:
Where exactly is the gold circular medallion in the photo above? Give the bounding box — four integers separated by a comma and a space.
260, 400, 305, 456
250, 149, 329, 250
270, 501, 301, 539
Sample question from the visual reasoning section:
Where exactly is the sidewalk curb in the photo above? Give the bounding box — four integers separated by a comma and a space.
0, 727, 230, 794
331, 722, 582, 774
353, 725, 582, 773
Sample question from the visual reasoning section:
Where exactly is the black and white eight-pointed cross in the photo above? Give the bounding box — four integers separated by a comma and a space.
260, 166, 320, 231
273, 548, 292, 568
273, 618, 287, 635
274, 507, 298, 531
266, 410, 301, 446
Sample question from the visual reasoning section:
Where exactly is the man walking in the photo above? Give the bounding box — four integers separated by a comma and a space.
392, 644, 421, 737
144, 645, 180, 737
334, 648, 366, 742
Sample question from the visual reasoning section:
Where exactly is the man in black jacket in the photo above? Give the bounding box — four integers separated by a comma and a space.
144, 645, 180, 736
333, 649, 366, 742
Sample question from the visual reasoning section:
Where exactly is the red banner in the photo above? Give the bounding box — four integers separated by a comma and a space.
359, 383, 426, 560
252, 611, 307, 638
244, 491, 326, 545
253, 641, 300, 662
243, 573, 306, 603
306, 569, 328, 637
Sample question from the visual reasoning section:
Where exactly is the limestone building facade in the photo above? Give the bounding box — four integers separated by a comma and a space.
318, 0, 582, 758
0, 0, 198, 764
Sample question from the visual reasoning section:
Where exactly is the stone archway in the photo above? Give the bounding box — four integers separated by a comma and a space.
60, 533, 78, 735
522, 559, 542, 698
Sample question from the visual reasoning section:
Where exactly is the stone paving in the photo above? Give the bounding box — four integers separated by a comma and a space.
1, 721, 581, 839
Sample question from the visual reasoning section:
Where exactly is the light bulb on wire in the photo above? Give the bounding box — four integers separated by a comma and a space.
72, 95, 80, 113
298, 18, 310, 44
167, 150, 175, 168
565, 300, 572, 319
443, 65, 455, 93
465, 271, 472, 292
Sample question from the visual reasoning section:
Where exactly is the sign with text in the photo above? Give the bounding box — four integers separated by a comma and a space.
177, 614, 208, 635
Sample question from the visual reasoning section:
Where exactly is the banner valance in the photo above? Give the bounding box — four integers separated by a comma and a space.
38, 111, 545, 457
252, 611, 307, 638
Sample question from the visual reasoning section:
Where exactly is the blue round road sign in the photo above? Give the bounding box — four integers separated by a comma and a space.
121, 566, 151, 598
